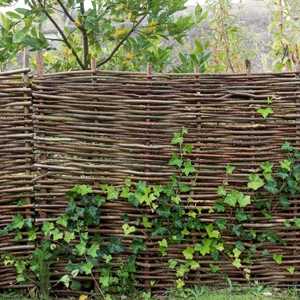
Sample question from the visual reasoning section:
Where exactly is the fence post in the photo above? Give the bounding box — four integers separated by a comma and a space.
22, 48, 33, 218
36, 51, 44, 77
35, 51, 47, 219
245, 59, 251, 75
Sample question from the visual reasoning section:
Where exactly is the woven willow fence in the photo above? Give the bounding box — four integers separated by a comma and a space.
1, 68, 300, 291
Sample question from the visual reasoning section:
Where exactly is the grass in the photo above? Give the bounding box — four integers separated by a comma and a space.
0, 286, 299, 300
163, 286, 299, 300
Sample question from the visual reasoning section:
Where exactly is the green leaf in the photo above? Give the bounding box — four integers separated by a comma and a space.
42, 222, 54, 236
122, 223, 136, 236
248, 174, 264, 191
56, 215, 68, 227
225, 164, 235, 175
59, 275, 71, 288
169, 153, 183, 168
182, 247, 194, 260
217, 185, 227, 197
257, 107, 273, 118
51, 228, 63, 241
287, 266, 295, 274
205, 224, 220, 239
176, 278, 185, 289
81, 261, 94, 275
168, 259, 178, 269
273, 254, 283, 264
183, 144, 193, 154
281, 142, 294, 152
64, 231, 75, 243
70, 184, 93, 196
280, 159, 292, 172
75, 241, 87, 256
142, 216, 152, 228
171, 195, 181, 204
87, 243, 99, 258
195, 239, 211, 256
238, 194, 251, 208
182, 159, 196, 176
232, 258, 242, 269
158, 239, 168, 256
171, 132, 183, 145
28, 229, 37, 241
11, 214, 25, 230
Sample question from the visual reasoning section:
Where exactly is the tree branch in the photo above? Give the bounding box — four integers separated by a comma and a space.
37, 0, 85, 69
97, 14, 147, 67
56, 0, 77, 25
79, 0, 89, 69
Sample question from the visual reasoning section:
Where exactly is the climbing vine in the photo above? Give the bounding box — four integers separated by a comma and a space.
1, 124, 300, 299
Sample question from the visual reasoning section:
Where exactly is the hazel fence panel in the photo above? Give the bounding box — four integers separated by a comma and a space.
31, 71, 300, 289
1, 69, 300, 291
0, 69, 34, 289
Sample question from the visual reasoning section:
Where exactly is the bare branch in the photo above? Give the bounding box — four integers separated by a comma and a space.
37, 0, 85, 69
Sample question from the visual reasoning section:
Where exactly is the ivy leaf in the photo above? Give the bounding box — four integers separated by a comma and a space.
248, 174, 264, 191
257, 107, 273, 118
168, 259, 178, 269
28, 229, 37, 241
182, 160, 196, 176
51, 228, 63, 241
56, 215, 68, 227
238, 195, 251, 208
195, 239, 211, 256
281, 142, 294, 153
142, 216, 152, 229
232, 258, 242, 269
106, 185, 119, 200
294, 218, 300, 228
171, 195, 181, 205
217, 186, 227, 197
81, 261, 94, 275
183, 144, 193, 154
64, 231, 75, 243
176, 279, 185, 289
169, 153, 183, 168
42, 222, 54, 236
287, 266, 295, 274
70, 185, 93, 196
205, 224, 220, 239
280, 159, 292, 172
182, 247, 194, 260
75, 241, 87, 256
87, 243, 99, 258
225, 164, 235, 175
59, 275, 71, 288
131, 238, 146, 254
279, 195, 290, 209
122, 224, 136, 236
273, 254, 283, 264
158, 239, 168, 256
11, 214, 25, 230
171, 132, 183, 145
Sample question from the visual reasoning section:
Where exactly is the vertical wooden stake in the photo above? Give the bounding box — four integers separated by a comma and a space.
194, 66, 200, 79
36, 51, 44, 77
147, 63, 152, 79
245, 59, 251, 75
22, 48, 32, 218
91, 57, 97, 73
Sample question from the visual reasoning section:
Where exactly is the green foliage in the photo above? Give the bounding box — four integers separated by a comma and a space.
0, 0, 209, 72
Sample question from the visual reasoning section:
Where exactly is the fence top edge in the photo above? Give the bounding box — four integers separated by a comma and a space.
0, 68, 31, 76
31, 69, 300, 79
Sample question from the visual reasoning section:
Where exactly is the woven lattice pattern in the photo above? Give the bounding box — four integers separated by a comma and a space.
0, 69, 34, 288
1, 70, 300, 290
